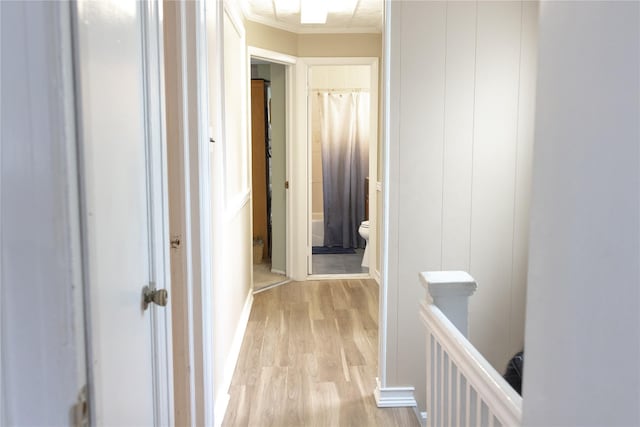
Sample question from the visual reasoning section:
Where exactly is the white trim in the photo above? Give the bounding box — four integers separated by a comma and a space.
248, 46, 297, 66
242, 11, 381, 35
379, 0, 395, 392
213, 393, 230, 427
223, 0, 245, 33
194, 0, 215, 425
179, 3, 199, 424
285, 64, 296, 279
215, 291, 254, 427
0, 0, 4, 418
177, 3, 199, 423
0, 0, 4, 412
167, 2, 215, 425
308, 273, 371, 281
421, 302, 522, 426
367, 60, 379, 277
222, 1, 250, 207
374, 378, 418, 408
270, 268, 286, 275
225, 190, 251, 221
372, 269, 381, 285
374, 178, 382, 285
142, 1, 175, 423
247, 46, 296, 279
413, 408, 427, 427
0, 156, 3, 427
289, 61, 308, 280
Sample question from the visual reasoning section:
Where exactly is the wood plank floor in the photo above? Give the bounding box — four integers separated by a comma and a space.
222, 279, 420, 427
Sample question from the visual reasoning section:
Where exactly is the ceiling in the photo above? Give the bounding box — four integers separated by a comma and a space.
239, 0, 383, 34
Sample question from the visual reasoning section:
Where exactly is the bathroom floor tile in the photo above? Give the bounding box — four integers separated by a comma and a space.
311, 249, 369, 275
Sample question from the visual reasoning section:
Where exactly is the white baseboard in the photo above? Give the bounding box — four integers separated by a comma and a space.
214, 392, 230, 427
373, 268, 381, 285
270, 268, 285, 275
413, 408, 427, 427
215, 291, 254, 427
374, 377, 417, 408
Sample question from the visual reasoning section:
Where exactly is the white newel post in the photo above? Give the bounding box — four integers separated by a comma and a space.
420, 271, 477, 337
420, 271, 478, 427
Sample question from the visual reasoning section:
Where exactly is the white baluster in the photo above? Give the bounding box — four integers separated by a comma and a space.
426, 333, 433, 427
447, 355, 452, 427
465, 382, 471, 427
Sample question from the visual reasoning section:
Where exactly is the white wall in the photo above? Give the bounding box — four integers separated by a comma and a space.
523, 2, 640, 425
384, 0, 537, 410
0, 1, 86, 424
210, 2, 253, 422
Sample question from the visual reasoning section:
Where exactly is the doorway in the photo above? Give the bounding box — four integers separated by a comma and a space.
248, 48, 296, 291
304, 60, 379, 278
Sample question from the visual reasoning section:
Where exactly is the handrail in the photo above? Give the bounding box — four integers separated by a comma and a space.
420, 301, 522, 426
419, 271, 522, 427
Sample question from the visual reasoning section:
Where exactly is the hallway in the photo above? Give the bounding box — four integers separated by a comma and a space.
222, 279, 420, 426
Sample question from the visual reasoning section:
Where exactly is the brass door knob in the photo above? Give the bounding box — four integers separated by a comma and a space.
143, 285, 168, 310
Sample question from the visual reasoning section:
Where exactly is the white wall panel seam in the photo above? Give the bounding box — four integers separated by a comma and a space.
508, 0, 525, 360
467, 1, 479, 273
392, 1, 403, 384
439, 2, 449, 271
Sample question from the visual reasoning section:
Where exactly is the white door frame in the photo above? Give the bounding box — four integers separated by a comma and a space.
164, 0, 216, 425
247, 47, 297, 279
141, 2, 175, 423
294, 57, 379, 280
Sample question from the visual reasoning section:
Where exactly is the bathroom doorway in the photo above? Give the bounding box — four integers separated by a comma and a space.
307, 61, 379, 277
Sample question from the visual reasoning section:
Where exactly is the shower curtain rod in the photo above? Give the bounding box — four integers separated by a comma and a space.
312, 88, 370, 93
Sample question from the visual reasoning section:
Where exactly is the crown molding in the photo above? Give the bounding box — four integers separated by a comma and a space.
241, 9, 382, 34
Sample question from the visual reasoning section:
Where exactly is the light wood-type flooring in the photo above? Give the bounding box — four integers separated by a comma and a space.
222, 279, 420, 427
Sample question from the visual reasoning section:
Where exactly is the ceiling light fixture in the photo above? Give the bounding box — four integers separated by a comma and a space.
274, 0, 300, 15
300, 0, 327, 24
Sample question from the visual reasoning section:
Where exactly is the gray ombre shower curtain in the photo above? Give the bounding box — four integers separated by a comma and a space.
317, 90, 369, 248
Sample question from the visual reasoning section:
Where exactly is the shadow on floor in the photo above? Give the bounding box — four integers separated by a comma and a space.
253, 262, 288, 291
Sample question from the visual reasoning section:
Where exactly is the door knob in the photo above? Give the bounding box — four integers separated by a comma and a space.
142, 285, 168, 310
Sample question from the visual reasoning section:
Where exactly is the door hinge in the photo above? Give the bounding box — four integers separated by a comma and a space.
73, 385, 89, 427
170, 235, 181, 249
285, 180, 289, 189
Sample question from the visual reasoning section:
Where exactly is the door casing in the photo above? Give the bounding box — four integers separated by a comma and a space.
247, 47, 297, 281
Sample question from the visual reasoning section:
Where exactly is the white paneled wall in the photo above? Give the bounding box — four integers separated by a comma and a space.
467, 0, 535, 371
385, 0, 538, 411
396, 4, 447, 406
210, 3, 253, 422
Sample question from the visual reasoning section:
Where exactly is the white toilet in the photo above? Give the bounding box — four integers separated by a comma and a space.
358, 220, 370, 268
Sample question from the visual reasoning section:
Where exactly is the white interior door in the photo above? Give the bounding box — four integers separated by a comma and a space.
74, 1, 172, 424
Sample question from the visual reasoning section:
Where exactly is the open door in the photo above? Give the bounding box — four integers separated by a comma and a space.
73, 1, 173, 424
